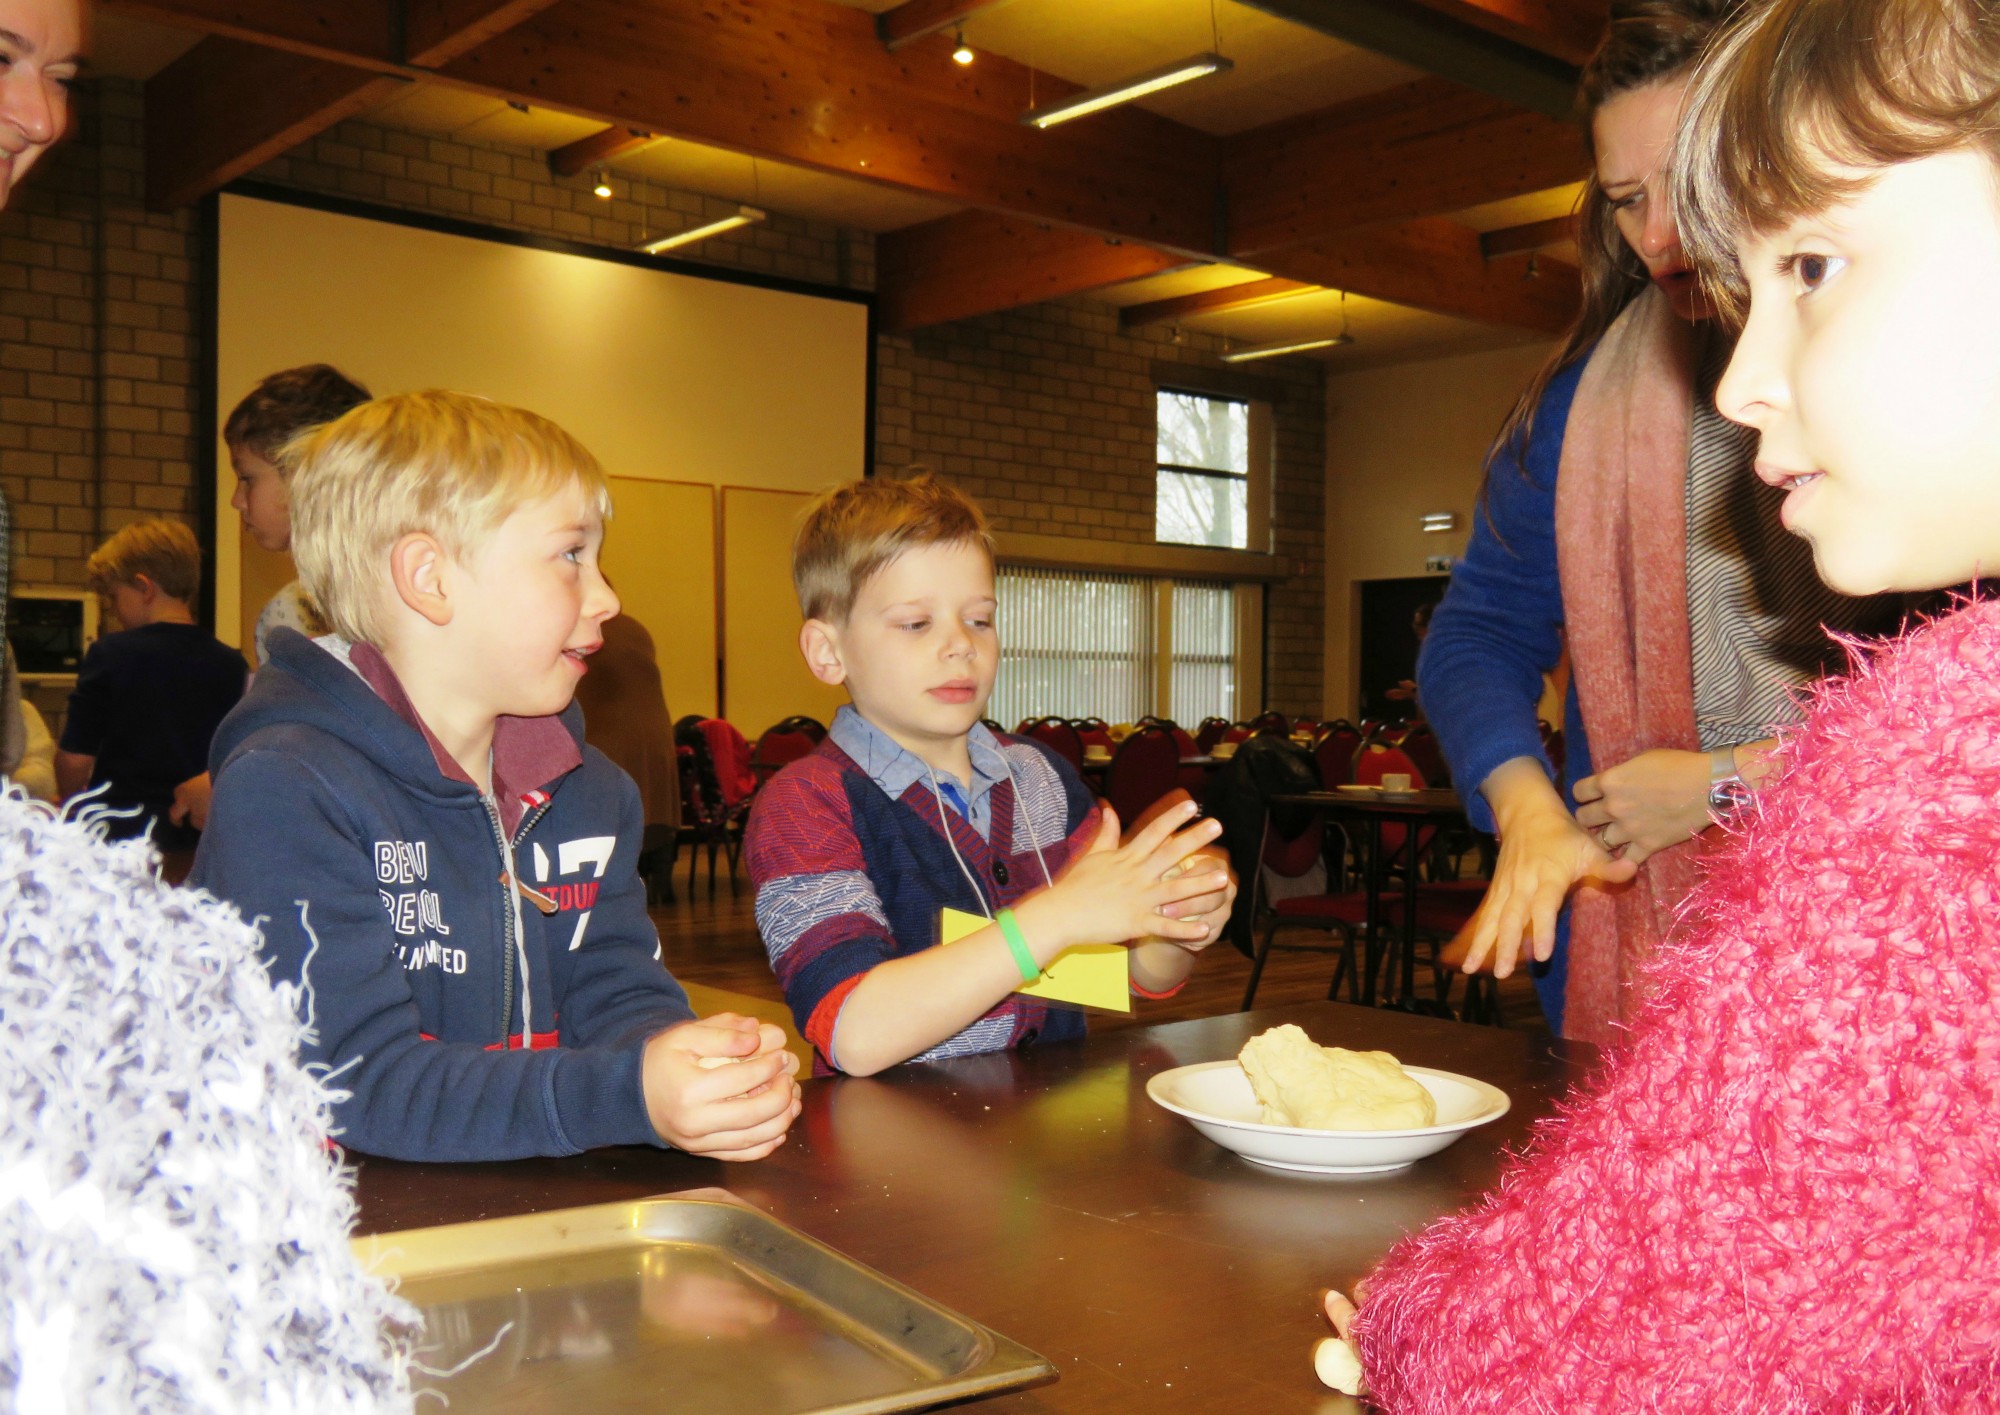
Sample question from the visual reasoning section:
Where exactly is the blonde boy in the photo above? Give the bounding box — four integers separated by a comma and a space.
56, 519, 246, 852
745, 474, 1233, 1077
191, 392, 800, 1163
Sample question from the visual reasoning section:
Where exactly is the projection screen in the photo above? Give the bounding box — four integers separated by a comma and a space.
211, 187, 870, 725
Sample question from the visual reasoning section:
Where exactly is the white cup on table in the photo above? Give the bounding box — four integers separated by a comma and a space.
1380, 773, 1412, 793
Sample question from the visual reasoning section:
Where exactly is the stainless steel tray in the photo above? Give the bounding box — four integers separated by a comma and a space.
352, 1189, 1056, 1414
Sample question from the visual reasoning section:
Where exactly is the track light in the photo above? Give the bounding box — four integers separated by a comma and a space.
951, 25, 974, 64
1221, 287, 1356, 363
638, 205, 767, 255
1022, 52, 1233, 128
1219, 332, 1351, 363
592, 170, 612, 199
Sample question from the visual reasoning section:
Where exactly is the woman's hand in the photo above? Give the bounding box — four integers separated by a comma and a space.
1571, 748, 1714, 866
1460, 757, 1637, 978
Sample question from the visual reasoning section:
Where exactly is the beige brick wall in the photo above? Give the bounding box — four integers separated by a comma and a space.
880, 305, 1325, 714
2, 77, 1324, 717
0, 79, 198, 590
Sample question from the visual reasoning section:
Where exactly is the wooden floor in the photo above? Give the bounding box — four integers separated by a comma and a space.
650, 860, 1552, 1047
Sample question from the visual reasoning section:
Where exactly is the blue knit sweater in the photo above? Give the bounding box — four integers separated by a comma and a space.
1416, 358, 1591, 1030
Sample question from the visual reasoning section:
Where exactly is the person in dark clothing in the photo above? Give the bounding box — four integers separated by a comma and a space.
56, 519, 246, 856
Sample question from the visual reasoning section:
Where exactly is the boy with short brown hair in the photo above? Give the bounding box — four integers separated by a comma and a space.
747, 472, 1235, 1077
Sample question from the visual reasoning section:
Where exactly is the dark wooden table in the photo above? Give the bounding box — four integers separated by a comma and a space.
356, 1002, 1592, 1414
1274, 790, 1472, 1008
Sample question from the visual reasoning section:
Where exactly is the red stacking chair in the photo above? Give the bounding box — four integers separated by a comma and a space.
698, 718, 756, 808
1017, 716, 1084, 769
1398, 722, 1450, 789
1352, 742, 1429, 862
750, 716, 823, 788
1104, 725, 1180, 827
1240, 804, 1369, 1009
1070, 718, 1115, 755
1195, 716, 1231, 754
1314, 726, 1362, 789
1249, 710, 1290, 737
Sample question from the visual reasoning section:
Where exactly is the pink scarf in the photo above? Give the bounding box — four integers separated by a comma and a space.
1553, 286, 1707, 1045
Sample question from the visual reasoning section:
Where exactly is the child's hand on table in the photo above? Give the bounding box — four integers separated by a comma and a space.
642, 1012, 802, 1161
1317, 1287, 1366, 1396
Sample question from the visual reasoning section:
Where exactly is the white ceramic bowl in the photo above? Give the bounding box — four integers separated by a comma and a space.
1147, 1059, 1510, 1174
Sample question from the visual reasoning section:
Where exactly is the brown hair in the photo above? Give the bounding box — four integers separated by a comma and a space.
1674, 0, 2000, 314
1487, 0, 1744, 481
792, 471, 995, 624
223, 364, 372, 461
86, 518, 203, 601
286, 391, 612, 646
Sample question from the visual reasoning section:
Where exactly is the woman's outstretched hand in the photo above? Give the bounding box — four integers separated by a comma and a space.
1459, 757, 1637, 977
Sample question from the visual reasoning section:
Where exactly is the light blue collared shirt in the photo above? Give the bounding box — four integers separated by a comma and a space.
828, 704, 1008, 841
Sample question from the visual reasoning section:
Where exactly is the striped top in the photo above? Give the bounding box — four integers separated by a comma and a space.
1684, 326, 1898, 749
744, 727, 1099, 1074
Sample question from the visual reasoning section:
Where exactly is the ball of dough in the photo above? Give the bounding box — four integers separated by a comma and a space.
1314, 1336, 1365, 1395
1238, 1024, 1436, 1130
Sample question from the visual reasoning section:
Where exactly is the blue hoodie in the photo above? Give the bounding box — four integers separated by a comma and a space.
190, 629, 694, 1162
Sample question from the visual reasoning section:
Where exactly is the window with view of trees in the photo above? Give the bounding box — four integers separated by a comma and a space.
1156, 390, 1250, 549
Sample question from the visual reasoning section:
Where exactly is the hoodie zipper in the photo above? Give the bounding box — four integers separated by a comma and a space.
486, 795, 556, 1047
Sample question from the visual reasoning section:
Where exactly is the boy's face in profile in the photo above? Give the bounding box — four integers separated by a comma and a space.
103, 579, 148, 633
229, 443, 290, 553
805, 540, 998, 764
1719, 150, 2000, 596
443, 485, 619, 723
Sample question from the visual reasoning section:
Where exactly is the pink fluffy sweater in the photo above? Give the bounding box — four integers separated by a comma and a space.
1355, 601, 2000, 1412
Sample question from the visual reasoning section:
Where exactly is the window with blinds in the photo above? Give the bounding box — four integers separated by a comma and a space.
990, 566, 1239, 728
992, 565, 1155, 728
1170, 580, 1236, 723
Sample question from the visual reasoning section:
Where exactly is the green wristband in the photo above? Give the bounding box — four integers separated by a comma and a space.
995, 908, 1040, 984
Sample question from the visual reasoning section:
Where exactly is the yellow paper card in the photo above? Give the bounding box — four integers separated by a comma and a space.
939, 907, 1131, 1013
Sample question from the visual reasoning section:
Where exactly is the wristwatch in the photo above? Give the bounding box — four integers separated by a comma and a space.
1707, 744, 1754, 817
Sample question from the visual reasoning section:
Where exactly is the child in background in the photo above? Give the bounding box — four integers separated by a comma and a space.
745, 474, 1235, 1077
162, 364, 373, 836
56, 519, 246, 862
192, 392, 801, 1163
1327, 1, 2000, 1408
223, 362, 371, 666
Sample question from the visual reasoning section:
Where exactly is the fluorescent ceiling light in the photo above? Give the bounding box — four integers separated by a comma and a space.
1219, 331, 1352, 363
639, 206, 766, 254
1022, 52, 1233, 129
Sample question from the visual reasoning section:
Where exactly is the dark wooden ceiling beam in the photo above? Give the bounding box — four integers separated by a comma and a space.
549, 126, 658, 179
144, 39, 404, 210
1119, 276, 1319, 329
436, 0, 1220, 254
877, 211, 1185, 332
1234, 0, 1582, 117
1480, 212, 1577, 259
136, 0, 565, 210
1403, 0, 1608, 67
404, 0, 568, 67
102, 0, 395, 67
1226, 76, 1584, 258
1264, 218, 1580, 333
876, 0, 1014, 50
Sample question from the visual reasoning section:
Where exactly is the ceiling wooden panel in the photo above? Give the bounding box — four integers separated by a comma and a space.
107, 0, 1604, 357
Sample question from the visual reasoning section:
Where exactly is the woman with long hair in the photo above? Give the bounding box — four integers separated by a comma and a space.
1416, 0, 1897, 1042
